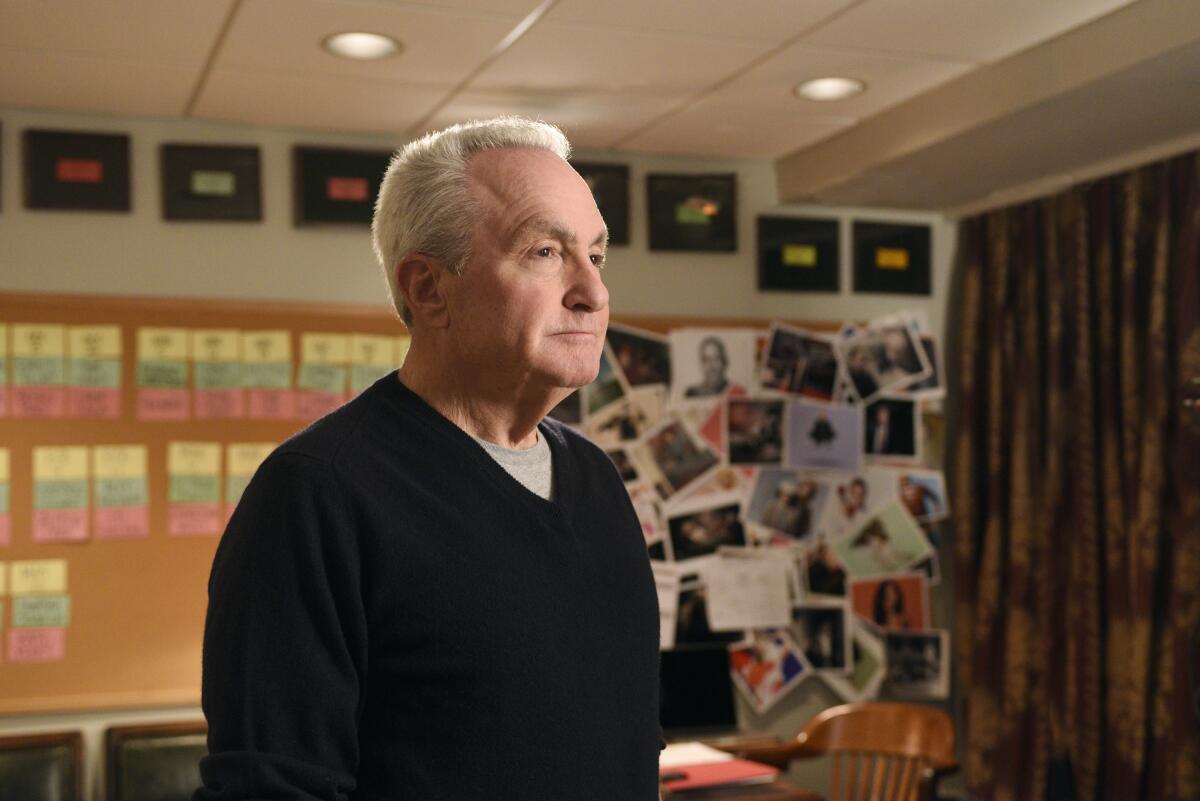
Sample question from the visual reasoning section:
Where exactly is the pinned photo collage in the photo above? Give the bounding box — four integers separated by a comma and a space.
553, 313, 951, 711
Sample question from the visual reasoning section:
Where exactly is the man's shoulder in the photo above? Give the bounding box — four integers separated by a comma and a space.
272, 381, 390, 469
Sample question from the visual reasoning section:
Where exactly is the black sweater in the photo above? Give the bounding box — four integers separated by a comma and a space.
195, 375, 661, 801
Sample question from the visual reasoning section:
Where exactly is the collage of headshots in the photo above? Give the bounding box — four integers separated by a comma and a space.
550, 310, 951, 714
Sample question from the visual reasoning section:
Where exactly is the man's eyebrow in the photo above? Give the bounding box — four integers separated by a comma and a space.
508, 216, 609, 251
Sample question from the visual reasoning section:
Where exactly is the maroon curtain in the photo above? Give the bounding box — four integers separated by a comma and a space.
949, 152, 1200, 801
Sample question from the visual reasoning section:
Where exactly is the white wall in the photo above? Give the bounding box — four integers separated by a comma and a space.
0, 105, 957, 800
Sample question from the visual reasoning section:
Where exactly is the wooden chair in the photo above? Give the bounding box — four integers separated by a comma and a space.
718, 702, 958, 801
0, 730, 84, 801
105, 721, 208, 801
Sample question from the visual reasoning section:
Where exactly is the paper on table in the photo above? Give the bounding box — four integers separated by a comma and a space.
659, 742, 734, 768
703, 549, 792, 631
651, 562, 684, 650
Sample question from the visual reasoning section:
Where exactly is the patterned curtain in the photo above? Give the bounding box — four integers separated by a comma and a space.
949, 152, 1200, 801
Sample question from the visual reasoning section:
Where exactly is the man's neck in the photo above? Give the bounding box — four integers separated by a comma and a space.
398, 346, 561, 450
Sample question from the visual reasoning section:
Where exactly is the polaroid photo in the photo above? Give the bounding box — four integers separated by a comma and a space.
729, 628, 810, 714
583, 347, 626, 416
790, 602, 853, 674
904, 334, 945, 399
760, 324, 839, 401
674, 581, 744, 647
833, 502, 934, 580
895, 468, 949, 523
849, 573, 931, 631
665, 490, 747, 562
606, 323, 671, 388
821, 621, 886, 702
726, 398, 785, 465
703, 547, 792, 631
546, 390, 583, 427
669, 328, 758, 405
653, 562, 685, 649
816, 468, 902, 541
606, 447, 640, 484
673, 465, 754, 506
682, 399, 726, 454
629, 384, 669, 429
835, 316, 931, 404
629, 416, 722, 501
910, 551, 942, 587
784, 400, 863, 472
628, 481, 666, 544
585, 397, 650, 447
864, 396, 920, 462
799, 535, 849, 600
745, 467, 828, 543
884, 629, 950, 699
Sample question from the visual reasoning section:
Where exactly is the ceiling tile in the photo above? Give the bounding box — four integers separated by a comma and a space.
545, 0, 856, 43
802, 0, 1137, 62
0, 46, 198, 116
473, 20, 770, 93
218, 0, 522, 85
193, 68, 449, 134
351, 0, 543, 15
0, 0, 234, 65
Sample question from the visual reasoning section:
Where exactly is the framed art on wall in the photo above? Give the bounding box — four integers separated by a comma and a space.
852, 220, 932, 295
293, 146, 392, 226
24, 129, 131, 212
161, 144, 262, 222
647, 173, 737, 252
757, 215, 839, 292
573, 162, 630, 245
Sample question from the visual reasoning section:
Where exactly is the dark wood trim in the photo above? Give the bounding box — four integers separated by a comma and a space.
0, 730, 84, 801
105, 721, 207, 801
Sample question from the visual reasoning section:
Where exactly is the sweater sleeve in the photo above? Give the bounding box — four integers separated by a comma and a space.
194, 452, 367, 801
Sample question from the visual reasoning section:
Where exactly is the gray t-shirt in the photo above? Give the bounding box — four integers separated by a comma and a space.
472, 429, 554, 500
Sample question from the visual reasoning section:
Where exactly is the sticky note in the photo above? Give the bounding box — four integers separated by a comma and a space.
168, 442, 221, 476
301, 334, 349, 365
227, 443, 274, 477
326, 176, 368, 202
0, 563, 6, 595
66, 325, 122, 416
875, 247, 910, 270
782, 244, 818, 267
0, 450, 8, 545
395, 335, 411, 363
243, 330, 291, 364
10, 560, 68, 595
92, 445, 147, 479
11, 324, 67, 395
0, 448, 9, 483
12, 324, 66, 359
7, 627, 66, 662
31, 448, 89, 541
192, 329, 241, 364
191, 170, 236, 197
33, 446, 88, 481
350, 334, 396, 393
56, 157, 102, 183
68, 325, 121, 360
13, 595, 70, 627
137, 327, 189, 361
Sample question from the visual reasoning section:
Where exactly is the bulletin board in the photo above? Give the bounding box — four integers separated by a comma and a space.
0, 290, 828, 715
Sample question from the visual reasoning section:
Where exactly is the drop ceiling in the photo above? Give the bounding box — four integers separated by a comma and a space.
1, 0, 1196, 211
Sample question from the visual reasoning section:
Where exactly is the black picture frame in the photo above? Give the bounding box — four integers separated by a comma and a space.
852, 220, 932, 295
757, 215, 840, 292
24, 128, 131, 212
647, 173, 737, 252
573, 162, 629, 245
161, 144, 262, 222
293, 145, 392, 226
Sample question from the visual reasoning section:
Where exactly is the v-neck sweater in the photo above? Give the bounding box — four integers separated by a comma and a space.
196, 374, 661, 801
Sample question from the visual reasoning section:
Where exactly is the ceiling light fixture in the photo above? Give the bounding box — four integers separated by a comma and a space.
794, 77, 866, 101
322, 32, 402, 60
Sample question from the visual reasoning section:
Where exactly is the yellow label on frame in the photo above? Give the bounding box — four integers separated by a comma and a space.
10, 559, 68, 595
0, 448, 9, 483
137, 327, 189, 361
301, 334, 348, 365
191, 329, 241, 363
350, 334, 395, 368
12, 324, 66, 358
92, 445, 148, 480
875, 247, 910, 270
242, 330, 291, 364
68, 325, 122, 359
33, 446, 89, 481
168, 442, 221, 476
782, 244, 818, 267
227, 443, 275, 477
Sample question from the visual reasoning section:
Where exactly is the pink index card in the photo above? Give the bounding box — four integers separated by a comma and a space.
0, 513, 10, 545
12, 386, 67, 418
94, 505, 150, 540
137, 388, 189, 420
247, 388, 295, 419
67, 386, 121, 418
8, 627, 67, 663
32, 507, 88, 543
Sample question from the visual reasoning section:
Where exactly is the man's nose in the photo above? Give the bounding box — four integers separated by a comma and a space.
564, 253, 608, 313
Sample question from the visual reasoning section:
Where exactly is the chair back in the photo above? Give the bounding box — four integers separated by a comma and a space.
0, 731, 83, 801
793, 702, 955, 801
105, 721, 208, 801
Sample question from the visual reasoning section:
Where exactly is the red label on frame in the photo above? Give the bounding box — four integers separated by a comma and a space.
326, 176, 368, 202
56, 158, 104, 183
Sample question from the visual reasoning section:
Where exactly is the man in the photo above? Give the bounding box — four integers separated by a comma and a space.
195, 118, 661, 801
684, 336, 730, 397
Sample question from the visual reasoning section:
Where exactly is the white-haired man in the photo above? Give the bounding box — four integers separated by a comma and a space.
196, 118, 661, 801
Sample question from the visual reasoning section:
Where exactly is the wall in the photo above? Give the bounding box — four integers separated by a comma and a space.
0, 105, 958, 799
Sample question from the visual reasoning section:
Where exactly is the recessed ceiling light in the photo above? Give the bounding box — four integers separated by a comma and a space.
322, 32, 402, 60
794, 77, 866, 101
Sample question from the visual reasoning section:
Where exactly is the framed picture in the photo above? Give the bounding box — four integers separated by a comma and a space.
647, 173, 736, 252
573, 162, 629, 245
24, 129, 130, 212
293, 145, 392, 226
161, 144, 262, 221
852, 220, 931, 295
757, 216, 839, 292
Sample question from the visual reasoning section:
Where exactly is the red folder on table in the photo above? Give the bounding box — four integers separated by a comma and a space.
660, 757, 780, 791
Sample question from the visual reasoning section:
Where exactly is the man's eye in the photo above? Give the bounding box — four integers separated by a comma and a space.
536, 246, 555, 258
590, 254, 606, 268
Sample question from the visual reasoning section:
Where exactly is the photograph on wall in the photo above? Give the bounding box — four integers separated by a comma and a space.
896, 468, 949, 522
800, 536, 848, 600
821, 622, 886, 702
294, 145, 391, 225
849, 573, 930, 631
674, 580, 743, 647
583, 348, 626, 416
729, 628, 809, 713
630, 416, 721, 501
756, 215, 839, 292
791, 603, 852, 674
585, 397, 651, 448
834, 502, 933, 579
573, 161, 629, 245
784, 400, 863, 472
760, 325, 838, 401
852, 220, 932, 295
745, 468, 827, 543
647, 173, 737, 252
726, 398, 784, 465
835, 318, 931, 404
665, 491, 746, 562
606, 323, 670, 387
161, 143, 262, 221
546, 390, 582, 426
864, 396, 919, 461
817, 469, 901, 540
884, 629, 950, 699
903, 333, 945, 399
669, 328, 757, 405
24, 129, 130, 211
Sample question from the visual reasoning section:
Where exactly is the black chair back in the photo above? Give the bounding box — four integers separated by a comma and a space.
0, 731, 83, 801
106, 722, 208, 801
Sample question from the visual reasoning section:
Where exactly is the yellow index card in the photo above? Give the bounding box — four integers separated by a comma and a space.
0, 563, 6, 595
12, 324, 66, 358
242, 330, 291, 364
395, 335, 412, 364
92, 445, 148, 479
301, 333, 349, 365
0, 448, 9, 483
33, 446, 89, 481
10, 559, 68, 595
0, 324, 8, 358
875, 247, 910, 270
168, 442, 221, 476
191, 329, 241, 363
782, 244, 818, 267
137, 327, 190, 361
350, 334, 395, 368
227, 443, 276, 477
68, 325, 122, 359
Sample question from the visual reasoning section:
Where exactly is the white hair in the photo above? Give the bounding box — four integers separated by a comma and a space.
371, 116, 572, 326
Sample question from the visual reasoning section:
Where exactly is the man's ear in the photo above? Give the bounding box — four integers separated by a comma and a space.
395, 253, 451, 329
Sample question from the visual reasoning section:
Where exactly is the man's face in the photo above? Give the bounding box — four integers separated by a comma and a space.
700, 341, 726, 385
443, 148, 609, 393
